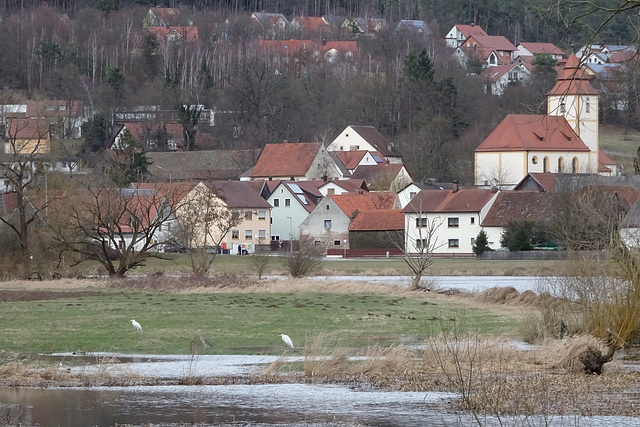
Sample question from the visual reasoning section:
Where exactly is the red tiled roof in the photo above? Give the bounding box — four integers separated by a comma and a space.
334, 151, 367, 169
291, 16, 329, 33
150, 7, 182, 26
349, 209, 404, 231
350, 163, 406, 182
330, 192, 396, 215
148, 26, 199, 42
348, 126, 397, 156
481, 191, 559, 227
455, 24, 486, 38
124, 122, 183, 142
0, 192, 18, 215
211, 181, 272, 208
601, 185, 639, 210
318, 178, 368, 193
475, 114, 590, 152
478, 64, 523, 83
518, 42, 563, 56
402, 189, 496, 213
250, 142, 320, 178
514, 173, 558, 192
26, 100, 84, 117
470, 34, 517, 52
8, 118, 50, 139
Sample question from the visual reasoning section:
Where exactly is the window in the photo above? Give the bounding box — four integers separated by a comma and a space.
560, 103, 566, 114
543, 157, 549, 173
315, 240, 321, 245
258, 229, 266, 238
558, 157, 564, 173
324, 219, 332, 229
245, 229, 253, 239
409, 192, 417, 199
471, 238, 475, 245
415, 238, 428, 249
232, 229, 239, 239
448, 217, 459, 228
327, 188, 335, 195
258, 210, 266, 220
334, 240, 341, 246
272, 235, 280, 241
326, 204, 330, 210
532, 156, 538, 165
448, 239, 459, 248
244, 210, 252, 220
470, 217, 475, 225
572, 157, 579, 173
415, 217, 428, 227
285, 198, 291, 207
586, 98, 590, 113
273, 198, 280, 207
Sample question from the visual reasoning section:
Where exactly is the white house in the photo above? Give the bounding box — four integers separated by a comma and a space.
444, 24, 486, 48
327, 125, 402, 164
267, 181, 322, 242
478, 63, 530, 96
402, 187, 499, 255
514, 42, 564, 60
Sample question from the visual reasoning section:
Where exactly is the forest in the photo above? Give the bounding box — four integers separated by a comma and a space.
0, 0, 636, 183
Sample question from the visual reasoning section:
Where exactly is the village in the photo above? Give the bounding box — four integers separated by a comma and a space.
1, 6, 640, 277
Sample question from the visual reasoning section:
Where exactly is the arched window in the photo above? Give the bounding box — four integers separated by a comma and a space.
558, 157, 564, 173
543, 157, 549, 172
572, 157, 579, 173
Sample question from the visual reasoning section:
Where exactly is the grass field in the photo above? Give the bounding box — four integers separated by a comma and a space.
0, 279, 525, 356
599, 124, 640, 172
70, 253, 559, 278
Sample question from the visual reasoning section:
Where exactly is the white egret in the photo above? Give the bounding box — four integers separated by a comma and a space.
198, 329, 212, 348
280, 334, 294, 349
131, 319, 142, 332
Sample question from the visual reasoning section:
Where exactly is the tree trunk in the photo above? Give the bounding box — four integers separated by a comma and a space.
410, 271, 422, 289
579, 343, 619, 375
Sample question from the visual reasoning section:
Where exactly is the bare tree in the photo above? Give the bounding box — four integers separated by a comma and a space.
49, 182, 181, 277
171, 182, 242, 276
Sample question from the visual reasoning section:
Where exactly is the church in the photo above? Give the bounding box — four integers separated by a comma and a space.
474, 55, 617, 186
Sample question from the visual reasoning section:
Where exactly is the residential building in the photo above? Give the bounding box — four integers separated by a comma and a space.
143, 7, 190, 28
147, 150, 260, 182
350, 163, 413, 192
250, 142, 343, 181
299, 192, 396, 249
114, 122, 184, 151
478, 63, 530, 95
444, 24, 487, 48
393, 20, 433, 38
267, 181, 323, 243
148, 26, 199, 43
402, 187, 499, 255
4, 118, 51, 154
454, 34, 517, 67
251, 12, 289, 39
514, 42, 564, 60
327, 125, 402, 163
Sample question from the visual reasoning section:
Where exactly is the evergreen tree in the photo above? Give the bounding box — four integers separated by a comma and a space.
472, 230, 492, 255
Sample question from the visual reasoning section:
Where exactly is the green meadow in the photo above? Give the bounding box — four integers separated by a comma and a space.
0, 287, 521, 355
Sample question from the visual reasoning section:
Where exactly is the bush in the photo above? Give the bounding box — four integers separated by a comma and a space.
283, 238, 323, 278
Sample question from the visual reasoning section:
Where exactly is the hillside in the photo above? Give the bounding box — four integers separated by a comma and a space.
600, 125, 640, 174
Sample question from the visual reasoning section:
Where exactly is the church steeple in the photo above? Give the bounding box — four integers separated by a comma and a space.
547, 54, 599, 172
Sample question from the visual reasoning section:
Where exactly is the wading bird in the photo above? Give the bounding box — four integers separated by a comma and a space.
280, 334, 294, 349
198, 329, 212, 348
131, 319, 142, 332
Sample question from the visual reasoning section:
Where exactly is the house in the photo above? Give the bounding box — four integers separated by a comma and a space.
4, 118, 51, 154
0, 192, 18, 217
514, 42, 564, 60
480, 190, 560, 250
317, 178, 368, 196
327, 125, 402, 163
267, 181, 323, 244
251, 12, 289, 39
350, 163, 413, 192
114, 122, 184, 151
299, 192, 396, 249
402, 187, 499, 255
148, 26, 199, 44
444, 24, 487, 48
454, 34, 517, 67
576, 45, 637, 65
143, 7, 190, 28
289, 16, 330, 38
342, 17, 388, 37
138, 181, 272, 254
250, 142, 343, 181
147, 150, 260, 182
257, 39, 359, 74
1, 100, 85, 140
396, 180, 454, 209
332, 150, 383, 173
478, 63, 530, 95
393, 20, 433, 38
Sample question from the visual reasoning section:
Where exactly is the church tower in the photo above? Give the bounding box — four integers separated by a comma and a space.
547, 55, 600, 173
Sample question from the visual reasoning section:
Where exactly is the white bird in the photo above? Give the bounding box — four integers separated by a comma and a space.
280, 334, 294, 349
131, 319, 142, 332
198, 329, 212, 348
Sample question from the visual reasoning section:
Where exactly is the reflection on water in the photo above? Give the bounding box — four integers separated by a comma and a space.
0, 384, 456, 426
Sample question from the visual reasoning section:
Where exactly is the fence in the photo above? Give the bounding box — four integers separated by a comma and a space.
326, 248, 404, 258
478, 250, 606, 261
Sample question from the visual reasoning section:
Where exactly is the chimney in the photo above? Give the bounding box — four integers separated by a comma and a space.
452, 180, 459, 193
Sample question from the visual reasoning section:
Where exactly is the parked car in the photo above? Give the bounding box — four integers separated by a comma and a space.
532, 242, 564, 251
164, 243, 187, 253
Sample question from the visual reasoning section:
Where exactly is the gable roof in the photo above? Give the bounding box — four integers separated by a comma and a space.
518, 42, 563, 57
250, 142, 320, 178
453, 24, 486, 38
599, 149, 616, 172
148, 26, 199, 42
273, 181, 323, 213
290, 16, 329, 33
350, 163, 407, 182
394, 20, 433, 36
148, 7, 183, 26
347, 125, 398, 156
330, 192, 396, 216
349, 209, 404, 231
318, 178, 368, 193
8, 118, 50, 139
402, 188, 496, 213
124, 122, 183, 142
475, 114, 590, 153
513, 172, 559, 192
210, 181, 272, 209
470, 34, 517, 52
481, 191, 559, 227
478, 64, 529, 83
334, 150, 368, 169
147, 150, 260, 181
